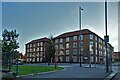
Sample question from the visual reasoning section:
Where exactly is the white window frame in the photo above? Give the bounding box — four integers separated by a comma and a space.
40, 47, 43, 51
90, 34, 93, 39
27, 44, 29, 48
73, 49, 77, 55
73, 42, 77, 48
66, 37, 69, 42
73, 56, 77, 62
66, 56, 69, 62
66, 43, 69, 49
37, 42, 40, 46
40, 42, 43, 46
66, 50, 69, 55
60, 38, 63, 43
37, 47, 39, 51
37, 58, 39, 62
73, 36, 77, 41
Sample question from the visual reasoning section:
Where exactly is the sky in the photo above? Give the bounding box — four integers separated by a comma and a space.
2, 2, 118, 54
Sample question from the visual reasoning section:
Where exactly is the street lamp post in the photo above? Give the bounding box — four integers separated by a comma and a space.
79, 7, 83, 67
104, 0, 109, 72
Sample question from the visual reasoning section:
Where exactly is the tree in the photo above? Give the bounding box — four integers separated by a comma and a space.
45, 35, 55, 65
2, 29, 19, 70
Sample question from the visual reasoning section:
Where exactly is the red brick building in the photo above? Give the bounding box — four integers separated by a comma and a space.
25, 29, 114, 64
25, 37, 50, 63
112, 52, 120, 62
53, 29, 113, 64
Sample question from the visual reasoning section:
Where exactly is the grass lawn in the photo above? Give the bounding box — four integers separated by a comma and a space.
11, 66, 64, 76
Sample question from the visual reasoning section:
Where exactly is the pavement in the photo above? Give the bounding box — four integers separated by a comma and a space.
17, 63, 113, 80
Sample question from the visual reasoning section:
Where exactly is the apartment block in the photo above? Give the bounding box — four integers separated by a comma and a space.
53, 29, 113, 64
25, 29, 114, 64
25, 37, 50, 63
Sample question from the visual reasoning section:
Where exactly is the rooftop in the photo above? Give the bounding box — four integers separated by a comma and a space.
26, 37, 50, 44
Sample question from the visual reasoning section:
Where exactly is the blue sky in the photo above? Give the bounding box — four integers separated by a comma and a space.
2, 2, 118, 54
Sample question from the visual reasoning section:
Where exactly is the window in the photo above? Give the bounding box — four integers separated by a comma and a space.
30, 58, 32, 61
27, 44, 29, 48
30, 53, 32, 57
66, 43, 69, 49
66, 37, 69, 42
59, 50, 64, 55
95, 42, 97, 48
37, 47, 39, 51
27, 53, 29, 57
33, 44, 36, 47
59, 56, 63, 62
37, 52, 39, 56
96, 57, 98, 63
103, 41, 105, 45
73, 56, 77, 62
27, 58, 29, 62
60, 38, 63, 43
99, 51, 101, 56
95, 36, 97, 41
30, 48, 32, 52
79, 42, 83, 47
84, 57, 88, 59
90, 34, 93, 39
33, 48, 35, 52
32, 58, 35, 62
90, 41, 93, 45
89, 41, 93, 52
37, 42, 40, 46
27, 49, 29, 52
73, 36, 77, 41
79, 35, 83, 40
55, 39, 58, 43
37, 58, 39, 62
40, 42, 43, 46
91, 56, 94, 62
99, 45, 102, 49
32, 53, 35, 57
90, 50, 93, 54
40, 52, 43, 57
30, 44, 32, 47
66, 56, 69, 62
66, 50, 69, 55
96, 49, 97, 55
40, 58, 42, 62
60, 44, 63, 49
40, 47, 43, 51
73, 49, 77, 55
107, 48, 109, 52
99, 38, 101, 43
73, 42, 77, 48
101, 39, 103, 43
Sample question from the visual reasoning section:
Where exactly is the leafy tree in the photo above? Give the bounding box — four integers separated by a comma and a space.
2, 29, 19, 70
45, 35, 55, 65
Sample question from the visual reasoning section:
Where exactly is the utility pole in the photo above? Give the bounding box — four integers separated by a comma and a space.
79, 7, 83, 67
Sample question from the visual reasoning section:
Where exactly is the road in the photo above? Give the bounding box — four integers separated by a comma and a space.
18, 63, 112, 80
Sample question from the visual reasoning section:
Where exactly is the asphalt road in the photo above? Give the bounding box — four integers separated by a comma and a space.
18, 63, 112, 80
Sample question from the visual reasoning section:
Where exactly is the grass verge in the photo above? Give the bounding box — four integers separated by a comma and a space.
11, 66, 64, 76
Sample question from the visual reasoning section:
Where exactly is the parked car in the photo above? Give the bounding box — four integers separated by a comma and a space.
14, 60, 23, 65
